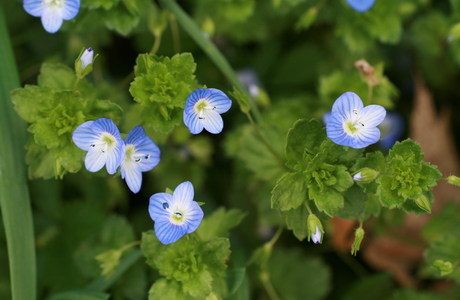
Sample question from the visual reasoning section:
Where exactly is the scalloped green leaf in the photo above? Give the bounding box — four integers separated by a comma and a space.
271, 172, 308, 211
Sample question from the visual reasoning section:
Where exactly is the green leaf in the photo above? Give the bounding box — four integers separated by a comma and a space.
389, 289, 447, 300
48, 289, 110, 300
0, 6, 36, 300
11, 86, 57, 123
148, 279, 187, 300
336, 185, 367, 220
423, 202, 460, 242
295, 7, 318, 30
282, 203, 309, 241
271, 172, 307, 211
102, 0, 141, 36
268, 248, 331, 300
285, 119, 325, 170
388, 139, 424, 162
95, 249, 122, 278
196, 207, 246, 242
343, 273, 395, 300
38, 63, 76, 90
226, 268, 246, 296
309, 184, 344, 217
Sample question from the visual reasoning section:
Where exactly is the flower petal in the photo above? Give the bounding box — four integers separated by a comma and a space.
135, 142, 161, 173
345, 0, 377, 13
105, 142, 125, 175
326, 114, 349, 146
149, 192, 173, 220
183, 110, 204, 134
207, 88, 232, 114
173, 181, 194, 208
85, 149, 107, 173
91, 118, 121, 137
359, 105, 386, 127
353, 127, 381, 149
121, 161, 142, 193
201, 110, 224, 134
154, 219, 187, 245
72, 121, 97, 150
183, 201, 204, 234
331, 92, 363, 121
125, 126, 147, 145
61, 0, 80, 20
41, 6, 64, 33
23, 0, 45, 17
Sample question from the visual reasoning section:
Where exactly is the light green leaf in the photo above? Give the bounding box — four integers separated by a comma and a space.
271, 172, 307, 211
282, 203, 309, 241
196, 207, 246, 242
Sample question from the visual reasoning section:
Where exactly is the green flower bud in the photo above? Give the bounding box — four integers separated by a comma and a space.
351, 227, 365, 256
447, 175, 460, 187
307, 214, 324, 244
353, 168, 379, 182
414, 194, 431, 213
432, 260, 453, 276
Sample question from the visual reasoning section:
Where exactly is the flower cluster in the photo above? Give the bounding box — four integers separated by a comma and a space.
326, 92, 386, 149
23, 0, 80, 33
72, 118, 160, 193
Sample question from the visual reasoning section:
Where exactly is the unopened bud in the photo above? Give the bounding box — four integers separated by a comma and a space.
307, 214, 324, 244
414, 194, 431, 213
447, 175, 460, 187
75, 47, 97, 79
353, 168, 379, 182
351, 227, 364, 256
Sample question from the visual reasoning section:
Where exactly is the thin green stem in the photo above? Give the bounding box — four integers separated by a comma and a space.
73, 77, 81, 90
119, 240, 141, 253
150, 33, 162, 54
304, 201, 313, 215
159, 0, 262, 123
260, 271, 281, 300
267, 225, 284, 249
168, 13, 181, 53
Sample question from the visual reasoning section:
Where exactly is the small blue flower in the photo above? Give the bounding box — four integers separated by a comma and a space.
183, 88, 232, 134
148, 181, 204, 245
72, 118, 125, 174
120, 126, 161, 194
23, 0, 80, 34
326, 92, 386, 149
80, 47, 93, 71
345, 0, 376, 13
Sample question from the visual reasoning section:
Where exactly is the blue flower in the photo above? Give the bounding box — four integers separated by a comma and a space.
23, 0, 80, 33
148, 181, 204, 245
120, 126, 161, 194
345, 0, 376, 12
378, 112, 404, 150
72, 118, 125, 174
326, 92, 386, 149
183, 88, 232, 134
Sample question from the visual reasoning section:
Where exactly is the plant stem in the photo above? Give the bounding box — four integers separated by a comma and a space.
260, 271, 281, 300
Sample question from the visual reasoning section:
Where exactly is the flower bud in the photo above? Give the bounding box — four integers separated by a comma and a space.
414, 194, 431, 213
307, 214, 324, 244
75, 47, 97, 79
447, 175, 460, 187
80, 47, 94, 71
351, 227, 364, 256
432, 260, 453, 276
353, 168, 379, 182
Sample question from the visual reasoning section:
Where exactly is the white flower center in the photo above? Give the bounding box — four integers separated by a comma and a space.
162, 201, 187, 225
124, 144, 150, 164
90, 132, 117, 154
343, 109, 365, 135
43, 0, 63, 7
194, 98, 216, 120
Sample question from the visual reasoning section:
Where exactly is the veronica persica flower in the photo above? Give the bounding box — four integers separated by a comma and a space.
183, 88, 232, 134
120, 126, 161, 194
23, 0, 80, 34
345, 0, 376, 12
72, 118, 125, 174
148, 181, 204, 245
326, 92, 386, 149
